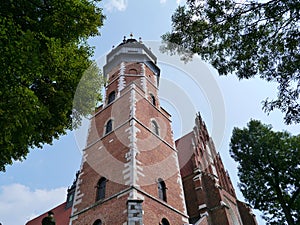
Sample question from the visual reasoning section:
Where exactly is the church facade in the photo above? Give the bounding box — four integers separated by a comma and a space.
26, 37, 257, 225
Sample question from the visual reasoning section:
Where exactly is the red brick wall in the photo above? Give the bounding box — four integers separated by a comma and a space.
72, 193, 129, 225
71, 58, 188, 225
176, 114, 257, 225
182, 175, 199, 220
142, 194, 187, 225
237, 200, 258, 225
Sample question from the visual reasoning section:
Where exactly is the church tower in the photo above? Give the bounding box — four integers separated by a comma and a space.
26, 35, 258, 225
69, 36, 189, 225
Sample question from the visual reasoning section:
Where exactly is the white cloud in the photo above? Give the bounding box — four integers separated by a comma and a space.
160, 0, 167, 4
0, 184, 66, 225
104, 0, 128, 12
176, 0, 184, 5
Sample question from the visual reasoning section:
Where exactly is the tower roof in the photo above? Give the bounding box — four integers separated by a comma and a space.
118, 35, 139, 46
103, 36, 160, 81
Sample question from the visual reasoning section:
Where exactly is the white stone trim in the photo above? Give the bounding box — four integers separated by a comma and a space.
69, 215, 78, 225
141, 63, 145, 76
118, 62, 126, 96
198, 204, 207, 210
70, 169, 85, 221
182, 217, 189, 224
220, 200, 230, 208
141, 77, 147, 94
200, 212, 209, 217
153, 72, 157, 87
173, 152, 188, 215
123, 87, 144, 189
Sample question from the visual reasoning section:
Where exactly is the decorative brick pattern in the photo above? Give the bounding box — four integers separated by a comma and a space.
70, 38, 188, 225
177, 113, 257, 225
27, 38, 257, 225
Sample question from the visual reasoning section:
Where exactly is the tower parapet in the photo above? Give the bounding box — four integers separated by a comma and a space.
103, 36, 160, 86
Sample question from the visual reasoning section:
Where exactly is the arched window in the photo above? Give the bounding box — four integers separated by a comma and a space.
151, 120, 159, 136
107, 91, 115, 104
158, 178, 167, 202
93, 219, 102, 225
96, 177, 106, 201
150, 94, 156, 106
105, 119, 113, 134
161, 218, 170, 225
129, 68, 138, 75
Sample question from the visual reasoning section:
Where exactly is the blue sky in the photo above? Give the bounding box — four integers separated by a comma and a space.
0, 1, 299, 225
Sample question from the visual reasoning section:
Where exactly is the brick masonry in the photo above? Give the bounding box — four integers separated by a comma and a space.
26, 38, 257, 225
176, 114, 258, 225
70, 38, 188, 225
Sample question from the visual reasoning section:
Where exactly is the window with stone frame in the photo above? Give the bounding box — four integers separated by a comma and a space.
105, 119, 113, 134
158, 178, 167, 202
107, 91, 116, 104
96, 177, 106, 201
150, 93, 156, 106
151, 120, 159, 136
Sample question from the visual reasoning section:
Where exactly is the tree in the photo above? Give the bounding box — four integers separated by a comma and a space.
230, 120, 300, 225
0, 0, 105, 171
162, 0, 300, 124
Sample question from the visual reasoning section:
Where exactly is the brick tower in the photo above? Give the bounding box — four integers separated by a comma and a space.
26, 36, 258, 225
69, 37, 189, 225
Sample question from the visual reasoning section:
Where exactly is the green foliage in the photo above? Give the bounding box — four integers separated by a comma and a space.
230, 120, 300, 225
162, 0, 300, 124
0, 0, 105, 171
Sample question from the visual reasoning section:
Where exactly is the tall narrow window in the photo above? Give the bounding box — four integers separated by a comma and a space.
107, 91, 115, 104
105, 119, 113, 134
96, 177, 106, 201
161, 218, 170, 225
158, 178, 167, 202
93, 219, 102, 225
151, 120, 159, 136
150, 94, 156, 106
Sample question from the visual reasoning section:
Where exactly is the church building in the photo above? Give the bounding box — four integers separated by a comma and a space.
26, 37, 257, 225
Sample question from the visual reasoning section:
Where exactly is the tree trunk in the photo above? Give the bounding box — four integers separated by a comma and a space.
273, 177, 295, 225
